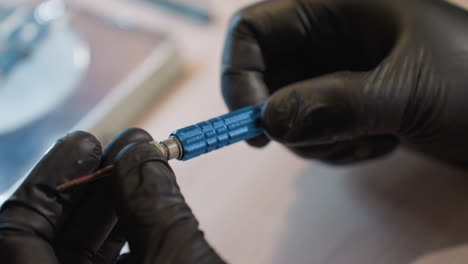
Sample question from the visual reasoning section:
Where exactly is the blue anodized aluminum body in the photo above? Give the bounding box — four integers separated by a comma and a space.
170, 105, 263, 161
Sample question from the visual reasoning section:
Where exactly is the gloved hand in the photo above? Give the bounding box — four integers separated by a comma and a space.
111, 138, 225, 264
0, 129, 224, 264
222, 0, 468, 165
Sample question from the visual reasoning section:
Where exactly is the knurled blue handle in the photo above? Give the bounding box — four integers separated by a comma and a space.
170, 105, 263, 160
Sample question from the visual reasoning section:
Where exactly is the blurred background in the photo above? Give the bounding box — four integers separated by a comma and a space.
2, 0, 468, 263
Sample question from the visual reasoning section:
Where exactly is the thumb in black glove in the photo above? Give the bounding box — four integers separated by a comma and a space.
111, 141, 225, 264
222, 0, 468, 165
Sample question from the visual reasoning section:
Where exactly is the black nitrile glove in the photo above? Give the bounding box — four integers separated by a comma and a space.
111, 141, 225, 264
222, 0, 468, 165
0, 129, 224, 264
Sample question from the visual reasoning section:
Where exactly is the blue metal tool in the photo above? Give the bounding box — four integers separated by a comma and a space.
56, 105, 264, 191
153, 105, 264, 161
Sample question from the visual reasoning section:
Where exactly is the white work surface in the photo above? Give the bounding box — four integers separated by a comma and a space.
77, 0, 468, 263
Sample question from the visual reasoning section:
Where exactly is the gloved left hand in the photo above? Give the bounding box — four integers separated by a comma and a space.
109, 138, 225, 264
0, 129, 153, 263
0, 128, 225, 264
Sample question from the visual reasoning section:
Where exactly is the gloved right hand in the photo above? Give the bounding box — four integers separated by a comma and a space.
222, 0, 468, 165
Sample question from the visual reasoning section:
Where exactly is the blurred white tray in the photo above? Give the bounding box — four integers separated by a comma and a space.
0, 2, 183, 200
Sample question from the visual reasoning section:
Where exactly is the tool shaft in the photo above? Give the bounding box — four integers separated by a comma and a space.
171, 105, 263, 160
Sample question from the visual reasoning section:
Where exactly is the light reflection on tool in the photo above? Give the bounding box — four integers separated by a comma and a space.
56, 105, 264, 191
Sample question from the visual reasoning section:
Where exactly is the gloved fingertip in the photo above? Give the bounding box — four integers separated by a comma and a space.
262, 74, 360, 146
115, 253, 132, 264
102, 128, 153, 166
49, 131, 102, 179
376, 136, 400, 153
262, 87, 329, 143
59, 131, 102, 159
113, 142, 170, 193
115, 142, 164, 171
109, 128, 153, 147
246, 134, 270, 148
261, 89, 297, 141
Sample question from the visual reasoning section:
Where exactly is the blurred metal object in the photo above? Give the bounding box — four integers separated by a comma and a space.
143, 0, 213, 23
0, 0, 89, 135
0, 0, 65, 77
151, 137, 183, 160
0, 3, 182, 199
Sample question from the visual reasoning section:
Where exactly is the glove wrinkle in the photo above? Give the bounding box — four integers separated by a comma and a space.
0, 200, 55, 243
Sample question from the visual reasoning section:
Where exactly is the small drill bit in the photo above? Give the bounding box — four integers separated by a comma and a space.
56, 165, 113, 191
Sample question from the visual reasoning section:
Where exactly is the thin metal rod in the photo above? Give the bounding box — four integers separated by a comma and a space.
56, 165, 113, 191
